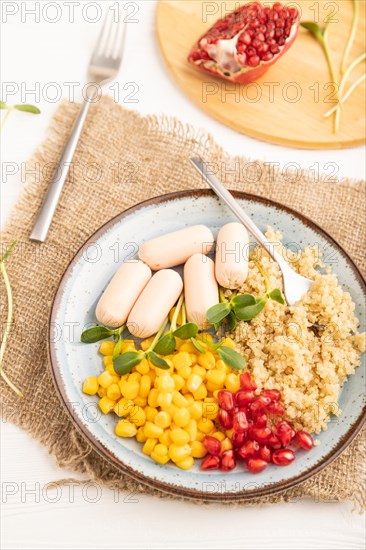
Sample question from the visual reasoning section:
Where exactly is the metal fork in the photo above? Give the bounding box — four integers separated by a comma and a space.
30, 7, 126, 242
190, 157, 314, 306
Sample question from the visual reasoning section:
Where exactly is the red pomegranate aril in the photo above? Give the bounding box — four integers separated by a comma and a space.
289, 7, 298, 18
232, 430, 247, 448
267, 434, 282, 449
278, 36, 286, 45
272, 448, 295, 466
257, 42, 269, 54
203, 435, 222, 456
250, 427, 271, 443
218, 390, 235, 411
246, 457, 268, 473
260, 389, 281, 402
240, 372, 257, 391
233, 410, 249, 432
252, 38, 261, 48
242, 31, 252, 45
259, 445, 272, 462
258, 24, 267, 33
201, 454, 221, 470
218, 408, 233, 430
253, 412, 267, 428
276, 421, 295, 446
247, 46, 256, 57
295, 431, 314, 451
250, 396, 271, 412
261, 52, 274, 61
236, 390, 255, 407
266, 401, 285, 416
221, 450, 236, 471
237, 440, 259, 459
276, 18, 285, 28
275, 28, 284, 38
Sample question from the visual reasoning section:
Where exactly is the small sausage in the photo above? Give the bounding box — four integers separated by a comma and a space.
95, 260, 152, 328
184, 254, 219, 330
139, 225, 214, 270
215, 223, 249, 289
127, 269, 183, 338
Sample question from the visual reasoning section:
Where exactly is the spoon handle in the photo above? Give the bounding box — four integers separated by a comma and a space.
190, 157, 285, 267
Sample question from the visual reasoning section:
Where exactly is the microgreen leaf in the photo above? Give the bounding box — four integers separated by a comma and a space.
206, 302, 231, 325
218, 346, 246, 371
80, 325, 113, 344
190, 337, 206, 353
147, 351, 170, 370
234, 297, 267, 321
13, 104, 41, 114
207, 338, 225, 352
267, 288, 285, 304
173, 323, 199, 340
0, 101, 7, 109
0, 240, 17, 263
300, 21, 323, 40
153, 332, 176, 355
231, 293, 256, 308
113, 336, 123, 359
228, 311, 237, 331
113, 351, 144, 375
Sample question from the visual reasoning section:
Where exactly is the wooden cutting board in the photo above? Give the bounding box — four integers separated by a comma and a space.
156, 0, 365, 149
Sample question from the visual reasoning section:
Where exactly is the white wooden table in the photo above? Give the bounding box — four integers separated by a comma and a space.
1, 2, 365, 549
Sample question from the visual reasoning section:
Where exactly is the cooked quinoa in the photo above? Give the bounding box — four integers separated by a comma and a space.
229, 228, 366, 435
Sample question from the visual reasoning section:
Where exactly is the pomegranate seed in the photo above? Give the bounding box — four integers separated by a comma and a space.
247, 46, 256, 57
257, 42, 269, 54
237, 440, 259, 458
252, 38, 261, 49
276, 421, 295, 447
253, 412, 267, 428
272, 448, 295, 466
221, 450, 236, 471
276, 18, 285, 28
232, 430, 247, 448
218, 408, 233, 430
236, 390, 255, 407
246, 457, 268, 473
267, 433, 282, 449
278, 37, 286, 46
233, 410, 249, 432
258, 24, 267, 33
240, 372, 257, 391
250, 427, 271, 443
261, 52, 274, 61
270, 44, 280, 54
273, 3, 282, 12
201, 454, 221, 470
242, 31, 252, 45
218, 390, 235, 411
255, 32, 265, 42
249, 396, 271, 412
289, 7, 298, 19
266, 401, 285, 416
259, 445, 272, 462
261, 389, 281, 402
295, 431, 314, 451
203, 435, 222, 456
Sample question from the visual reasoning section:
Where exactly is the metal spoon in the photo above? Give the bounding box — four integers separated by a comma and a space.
190, 157, 313, 306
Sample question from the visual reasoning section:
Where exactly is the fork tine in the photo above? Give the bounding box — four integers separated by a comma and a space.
92, 6, 114, 59
112, 9, 127, 59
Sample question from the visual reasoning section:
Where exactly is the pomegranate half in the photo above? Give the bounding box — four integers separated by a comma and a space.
188, 2, 299, 84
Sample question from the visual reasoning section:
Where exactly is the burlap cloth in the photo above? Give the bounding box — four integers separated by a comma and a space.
1, 96, 365, 509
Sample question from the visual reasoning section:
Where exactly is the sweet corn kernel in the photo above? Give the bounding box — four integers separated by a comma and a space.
82, 377, 98, 395
170, 428, 190, 446
200, 332, 214, 344
204, 397, 216, 403
156, 375, 175, 394
130, 406, 146, 427
196, 431, 205, 441
139, 375, 151, 397
173, 408, 190, 428
189, 353, 198, 365
120, 340, 136, 353
198, 351, 215, 370
203, 401, 219, 420
177, 365, 192, 379
190, 440, 207, 458
103, 355, 114, 368
172, 374, 185, 391
189, 401, 203, 420
186, 419, 197, 441
169, 306, 183, 326
184, 394, 195, 404
173, 352, 192, 371
142, 438, 158, 456
179, 341, 198, 354
107, 383, 121, 401
215, 359, 230, 373
222, 337, 237, 349
120, 380, 139, 400
168, 443, 191, 463
212, 431, 226, 441
159, 429, 172, 446
226, 428, 234, 439
213, 390, 220, 399
97, 387, 107, 398
186, 373, 202, 393
134, 395, 147, 408
114, 398, 135, 417
145, 406, 158, 422
140, 336, 154, 352
175, 337, 184, 349
129, 372, 141, 383
197, 418, 215, 434
192, 384, 208, 401
136, 426, 148, 443
180, 384, 189, 395
163, 404, 177, 418
192, 365, 206, 378
148, 370, 157, 383
151, 451, 170, 464
225, 373, 241, 393
144, 422, 164, 438
99, 341, 115, 356
157, 392, 173, 409
147, 388, 159, 407
206, 369, 226, 386
154, 443, 169, 458
172, 391, 189, 408
98, 396, 115, 414
176, 456, 194, 470
154, 411, 171, 429
221, 437, 233, 452
98, 371, 115, 389
115, 420, 137, 437
105, 362, 118, 376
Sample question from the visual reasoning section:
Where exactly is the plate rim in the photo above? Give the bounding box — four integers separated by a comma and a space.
48, 189, 366, 502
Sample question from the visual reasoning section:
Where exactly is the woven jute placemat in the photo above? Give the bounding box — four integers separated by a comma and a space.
1, 96, 365, 509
